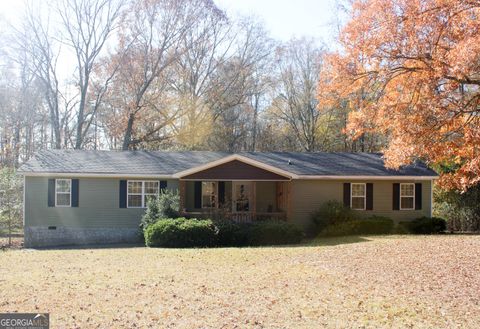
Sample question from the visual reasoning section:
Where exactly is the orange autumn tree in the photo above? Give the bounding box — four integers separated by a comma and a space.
319, 0, 480, 190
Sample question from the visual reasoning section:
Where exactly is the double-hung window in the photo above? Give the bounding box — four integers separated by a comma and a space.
400, 183, 415, 210
351, 183, 366, 210
127, 181, 159, 208
55, 179, 72, 207
202, 182, 217, 208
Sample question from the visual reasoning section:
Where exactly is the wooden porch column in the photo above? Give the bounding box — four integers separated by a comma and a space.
251, 181, 256, 221
179, 180, 186, 213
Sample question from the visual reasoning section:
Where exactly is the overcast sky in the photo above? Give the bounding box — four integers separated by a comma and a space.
0, 0, 340, 43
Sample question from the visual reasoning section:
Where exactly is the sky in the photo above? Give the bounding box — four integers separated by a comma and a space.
0, 0, 340, 43
215, 0, 340, 43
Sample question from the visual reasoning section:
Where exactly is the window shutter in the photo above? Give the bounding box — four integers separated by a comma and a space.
366, 183, 373, 210
119, 180, 127, 208
160, 180, 167, 192
71, 179, 79, 207
218, 181, 225, 205
415, 183, 422, 210
194, 181, 202, 209
343, 183, 351, 208
393, 183, 400, 210
48, 179, 55, 207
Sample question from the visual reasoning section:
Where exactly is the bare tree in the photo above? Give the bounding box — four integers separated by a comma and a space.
57, 0, 123, 149
270, 38, 325, 152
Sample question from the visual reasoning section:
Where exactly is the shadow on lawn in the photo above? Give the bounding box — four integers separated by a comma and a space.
302, 235, 372, 247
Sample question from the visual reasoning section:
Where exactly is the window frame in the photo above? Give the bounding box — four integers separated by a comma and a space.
201, 181, 218, 209
350, 183, 366, 211
55, 179, 72, 208
127, 180, 159, 209
400, 183, 415, 210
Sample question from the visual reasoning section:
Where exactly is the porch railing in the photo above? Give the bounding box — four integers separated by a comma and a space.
180, 211, 287, 223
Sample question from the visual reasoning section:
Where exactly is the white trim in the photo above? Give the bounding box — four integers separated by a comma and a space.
350, 183, 366, 210
430, 180, 434, 217
19, 171, 438, 181
127, 180, 159, 209
399, 183, 415, 210
296, 175, 438, 180
55, 179, 72, 207
173, 154, 295, 179
180, 178, 290, 182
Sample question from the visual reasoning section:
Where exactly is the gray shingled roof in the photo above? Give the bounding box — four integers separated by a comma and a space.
18, 149, 438, 177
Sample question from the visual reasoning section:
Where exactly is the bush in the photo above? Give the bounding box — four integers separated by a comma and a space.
140, 190, 180, 231
311, 200, 358, 233
214, 220, 249, 247
320, 216, 394, 236
144, 218, 217, 248
247, 220, 303, 246
401, 217, 447, 234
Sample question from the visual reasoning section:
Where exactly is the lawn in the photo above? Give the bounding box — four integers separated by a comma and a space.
1, 235, 479, 328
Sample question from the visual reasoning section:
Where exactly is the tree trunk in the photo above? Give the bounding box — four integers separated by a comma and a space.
122, 113, 135, 150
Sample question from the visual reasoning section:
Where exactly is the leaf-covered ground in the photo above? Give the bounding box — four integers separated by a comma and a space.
1, 235, 479, 328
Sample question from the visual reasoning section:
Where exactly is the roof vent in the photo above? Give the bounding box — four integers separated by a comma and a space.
288, 159, 292, 165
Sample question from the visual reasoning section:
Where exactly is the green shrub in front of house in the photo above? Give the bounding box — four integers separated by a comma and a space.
311, 200, 358, 233
399, 217, 447, 234
144, 218, 217, 248
247, 220, 304, 246
213, 220, 250, 247
140, 190, 180, 231
320, 216, 394, 236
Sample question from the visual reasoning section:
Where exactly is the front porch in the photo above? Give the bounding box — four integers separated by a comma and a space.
178, 180, 291, 222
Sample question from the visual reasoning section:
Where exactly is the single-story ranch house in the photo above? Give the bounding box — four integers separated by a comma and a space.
19, 150, 438, 247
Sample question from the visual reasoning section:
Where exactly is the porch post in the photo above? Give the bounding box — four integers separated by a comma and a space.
179, 180, 186, 213
252, 181, 256, 221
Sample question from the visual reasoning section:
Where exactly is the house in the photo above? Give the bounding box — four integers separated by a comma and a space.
18, 150, 438, 247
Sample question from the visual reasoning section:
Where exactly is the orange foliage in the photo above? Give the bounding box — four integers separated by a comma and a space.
318, 0, 480, 190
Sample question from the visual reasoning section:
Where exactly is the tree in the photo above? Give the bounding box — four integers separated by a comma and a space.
271, 38, 326, 152
318, 0, 480, 190
0, 168, 22, 246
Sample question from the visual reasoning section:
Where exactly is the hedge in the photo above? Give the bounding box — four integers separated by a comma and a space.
399, 217, 447, 234
320, 216, 394, 236
144, 218, 216, 248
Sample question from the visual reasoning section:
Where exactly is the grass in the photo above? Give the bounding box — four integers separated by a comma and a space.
1, 235, 480, 328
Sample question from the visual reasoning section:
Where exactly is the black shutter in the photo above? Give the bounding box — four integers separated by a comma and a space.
343, 183, 351, 208
218, 181, 225, 205
119, 180, 127, 208
415, 183, 422, 210
393, 183, 400, 210
194, 181, 202, 209
48, 179, 55, 207
71, 179, 79, 207
366, 183, 373, 210
160, 180, 167, 192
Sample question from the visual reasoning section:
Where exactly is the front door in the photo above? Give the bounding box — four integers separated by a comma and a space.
232, 182, 252, 213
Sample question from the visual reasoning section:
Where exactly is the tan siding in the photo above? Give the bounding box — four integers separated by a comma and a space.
289, 179, 432, 228
25, 177, 178, 229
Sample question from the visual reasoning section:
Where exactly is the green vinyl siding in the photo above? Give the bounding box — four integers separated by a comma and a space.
289, 179, 433, 228
24, 177, 177, 229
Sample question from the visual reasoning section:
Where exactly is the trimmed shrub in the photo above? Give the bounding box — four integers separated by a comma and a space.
311, 200, 358, 233
247, 220, 303, 246
401, 217, 447, 234
214, 220, 250, 247
320, 216, 394, 236
144, 218, 216, 248
140, 190, 180, 231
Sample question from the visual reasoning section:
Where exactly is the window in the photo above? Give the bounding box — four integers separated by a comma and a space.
55, 179, 71, 207
233, 182, 251, 212
127, 181, 159, 208
202, 182, 217, 208
400, 183, 415, 210
351, 183, 366, 210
